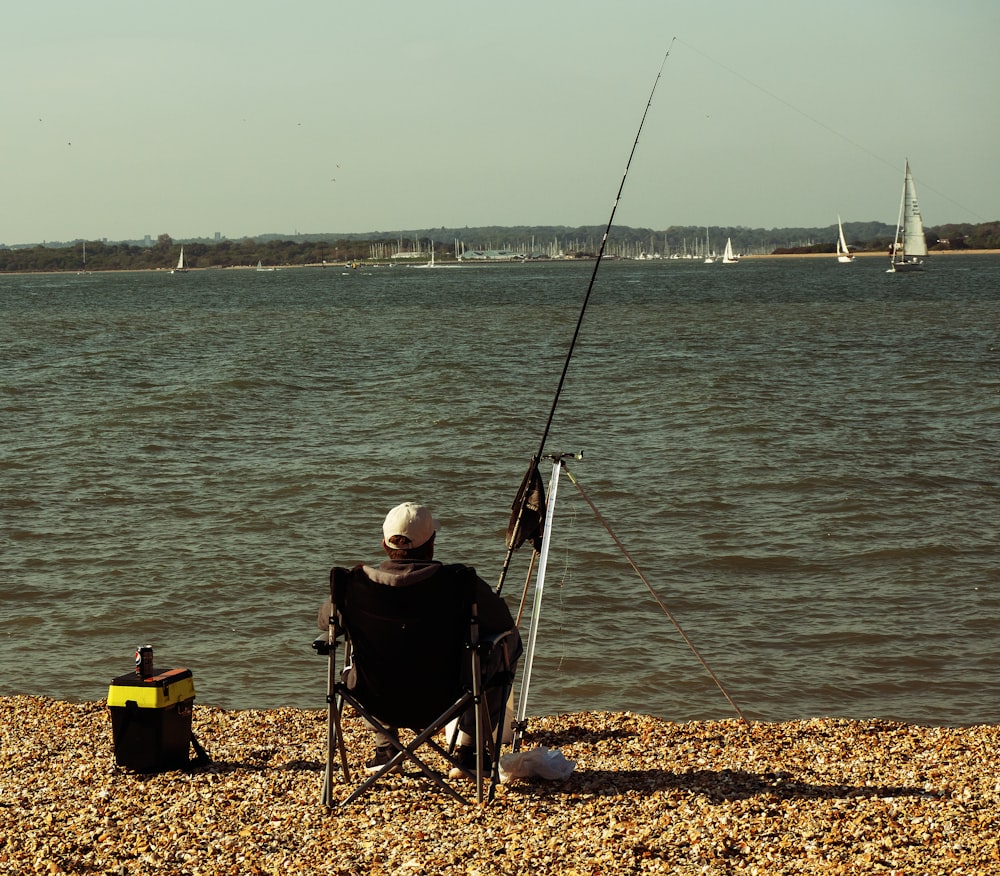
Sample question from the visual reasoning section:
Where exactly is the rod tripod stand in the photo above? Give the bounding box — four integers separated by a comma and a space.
510, 451, 579, 751
509, 451, 748, 752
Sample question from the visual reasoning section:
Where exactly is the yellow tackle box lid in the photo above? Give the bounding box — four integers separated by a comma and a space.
107, 667, 195, 709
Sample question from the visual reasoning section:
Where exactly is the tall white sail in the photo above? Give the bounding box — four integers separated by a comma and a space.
170, 246, 187, 274
889, 159, 927, 273
901, 163, 927, 257
722, 237, 739, 264
837, 215, 855, 263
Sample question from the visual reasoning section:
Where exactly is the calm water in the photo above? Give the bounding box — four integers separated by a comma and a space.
1, 256, 997, 726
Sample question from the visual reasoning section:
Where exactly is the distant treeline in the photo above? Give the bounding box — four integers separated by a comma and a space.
2, 222, 998, 273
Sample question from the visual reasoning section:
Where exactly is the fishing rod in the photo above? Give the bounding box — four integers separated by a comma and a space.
531, 42, 674, 463
498, 39, 675, 594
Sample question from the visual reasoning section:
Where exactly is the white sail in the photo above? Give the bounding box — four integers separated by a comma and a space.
889, 159, 927, 272
901, 164, 927, 257
170, 246, 187, 274
722, 237, 739, 264
837, 215, 855, 263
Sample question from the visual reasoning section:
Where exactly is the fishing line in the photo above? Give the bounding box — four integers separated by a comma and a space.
563, 465, 749, 725
674, 37, 986, 222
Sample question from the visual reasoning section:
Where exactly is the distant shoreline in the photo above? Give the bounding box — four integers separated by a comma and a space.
2, 249, 998, 277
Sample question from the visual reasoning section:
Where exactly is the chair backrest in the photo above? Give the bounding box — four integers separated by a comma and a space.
331, 564, 478, 729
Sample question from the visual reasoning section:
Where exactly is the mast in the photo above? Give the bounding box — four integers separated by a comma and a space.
891, 170, 906, 264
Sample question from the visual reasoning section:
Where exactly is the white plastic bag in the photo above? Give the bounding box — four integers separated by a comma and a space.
498, 746, 576, 782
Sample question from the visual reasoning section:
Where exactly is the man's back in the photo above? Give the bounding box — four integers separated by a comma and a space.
332, 563, 476, 728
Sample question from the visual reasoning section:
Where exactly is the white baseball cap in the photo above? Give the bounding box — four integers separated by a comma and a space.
382, 502, 440, 550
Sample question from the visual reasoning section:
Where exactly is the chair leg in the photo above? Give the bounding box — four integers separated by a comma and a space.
445, 678, 513, 804
335, 690, 475, 807
478, 684, 508, 804
342, 734, 470, 806
475, 697, 487, 804
323, 678, 515, 807
323, 652, 338, 807
324, 689, 351, 807
485, 679, 513, 802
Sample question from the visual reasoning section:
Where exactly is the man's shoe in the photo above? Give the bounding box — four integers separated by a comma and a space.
448, 745, 490, 780
364, 745, 398, 775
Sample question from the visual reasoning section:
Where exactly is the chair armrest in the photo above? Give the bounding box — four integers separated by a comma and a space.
480, 627, 519, 651
477, 627, 523, 673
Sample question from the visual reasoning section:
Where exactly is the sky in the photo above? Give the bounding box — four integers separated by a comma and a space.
3, 0, 998, 245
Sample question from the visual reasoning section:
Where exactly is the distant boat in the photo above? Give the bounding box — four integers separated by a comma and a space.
77, 241, 90, 275
256, 260, 275, 272
414, 245, 437, 268
170, 247, 188, 274
722, 237, 739, 264
836, 215, 856, 263
703, 228, 715, 264
888, 159, 927, 273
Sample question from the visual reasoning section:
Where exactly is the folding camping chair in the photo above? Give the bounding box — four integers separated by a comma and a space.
313, 564, 519, 807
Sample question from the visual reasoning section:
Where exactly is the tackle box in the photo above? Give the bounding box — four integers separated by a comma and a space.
107, 667, 196, 772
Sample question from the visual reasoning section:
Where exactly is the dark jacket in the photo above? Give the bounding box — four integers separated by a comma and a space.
318, 559, 517, 638
317, 559, 521, 729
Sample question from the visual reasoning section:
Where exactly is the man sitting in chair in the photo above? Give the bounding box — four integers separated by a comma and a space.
319, 501, 521, 778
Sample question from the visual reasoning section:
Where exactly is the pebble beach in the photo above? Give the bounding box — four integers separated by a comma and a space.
2, 696, 999, 874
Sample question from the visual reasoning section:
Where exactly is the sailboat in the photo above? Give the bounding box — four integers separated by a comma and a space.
77, 241, 90, 275
256, 260, 275, 272
170, 247, 188, 274
414, 243, 437, 268
888, 159, 927, 273
703, 228, 715, 264
836, 215, 856, 263
722, 237, 739, 264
